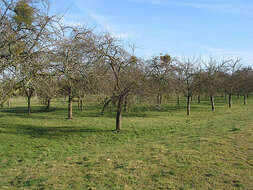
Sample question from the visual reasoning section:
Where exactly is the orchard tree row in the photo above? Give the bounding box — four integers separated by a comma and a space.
1, 0, 253, 131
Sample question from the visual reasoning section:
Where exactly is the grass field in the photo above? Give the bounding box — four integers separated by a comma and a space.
0, 96, 253, 190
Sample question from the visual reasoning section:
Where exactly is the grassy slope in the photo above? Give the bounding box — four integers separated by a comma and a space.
0, 97, 253, 190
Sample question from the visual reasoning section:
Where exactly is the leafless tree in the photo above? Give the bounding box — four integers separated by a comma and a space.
146, 54, 174, 105
223, 58, 242, 108
97, 34, 144, 131
53, 26, 96, 119
202, 58, 229, 111
174, 58, 198, 115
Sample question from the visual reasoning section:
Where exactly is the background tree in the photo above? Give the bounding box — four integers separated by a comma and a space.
36, 75, 59, 110
146, 54, 173, 105
234, 67, 253, 105
175, 58, 198, 115
223, 58, 241, 108
54, 26, 95, 119
202, 58, 228, 111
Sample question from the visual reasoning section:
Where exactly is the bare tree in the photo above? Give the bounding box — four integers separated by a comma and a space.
53, 26, 96, 119
234, 67, 253, 105
175, 58, 198, 116
36, 75, 59, 110
97, 34, 144, 131
146, 54, 175, 105
202, 58, 229, 111
224, 58, 242, 108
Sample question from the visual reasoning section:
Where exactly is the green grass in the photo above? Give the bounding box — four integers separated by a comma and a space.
0, 96, 253, 190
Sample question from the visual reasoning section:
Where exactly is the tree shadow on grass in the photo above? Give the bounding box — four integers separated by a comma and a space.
0, 103, 226, 121
0, 124, 115, 139
0, 106, 73, 120
1, 106, 65, 114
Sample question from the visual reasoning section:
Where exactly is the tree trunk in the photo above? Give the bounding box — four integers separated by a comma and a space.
116, 96, 123, 131
80, 98, 83, 112
8, 99, 10, 108
157, 93, 161, 105
46, 98, 51, 110
28, 96, 31, 115
123, 96, 128, 112
101, 97, 112, 115
244, 94, 247, 105
228, 93, 232, 108
68, 95, 73, 119
237, 93, 240, 99
210, 96, 215, 111
177, 95, 180, 105
187, 95, 190, 116
198, 95, 201, 104
77, 96, 80, 110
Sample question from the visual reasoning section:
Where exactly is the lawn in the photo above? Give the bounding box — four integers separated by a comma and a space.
0, 96, 253, 190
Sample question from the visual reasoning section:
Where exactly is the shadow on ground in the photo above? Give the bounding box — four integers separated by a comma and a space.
0, 124, 115, 139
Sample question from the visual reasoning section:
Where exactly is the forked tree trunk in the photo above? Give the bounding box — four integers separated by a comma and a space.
27, 96, 31, 115
244, 94, 247, 105
68, 95, 73, 119
210, 96, 215, 111
116, 96, 123, 131
228, 93, 232, 108
187, 95, 191, 116
101, 98, 111, 115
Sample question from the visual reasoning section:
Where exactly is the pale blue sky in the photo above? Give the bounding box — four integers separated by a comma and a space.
50, 0, 253, 64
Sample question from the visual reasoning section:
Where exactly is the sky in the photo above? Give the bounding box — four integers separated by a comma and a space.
50, 0, 253, 65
